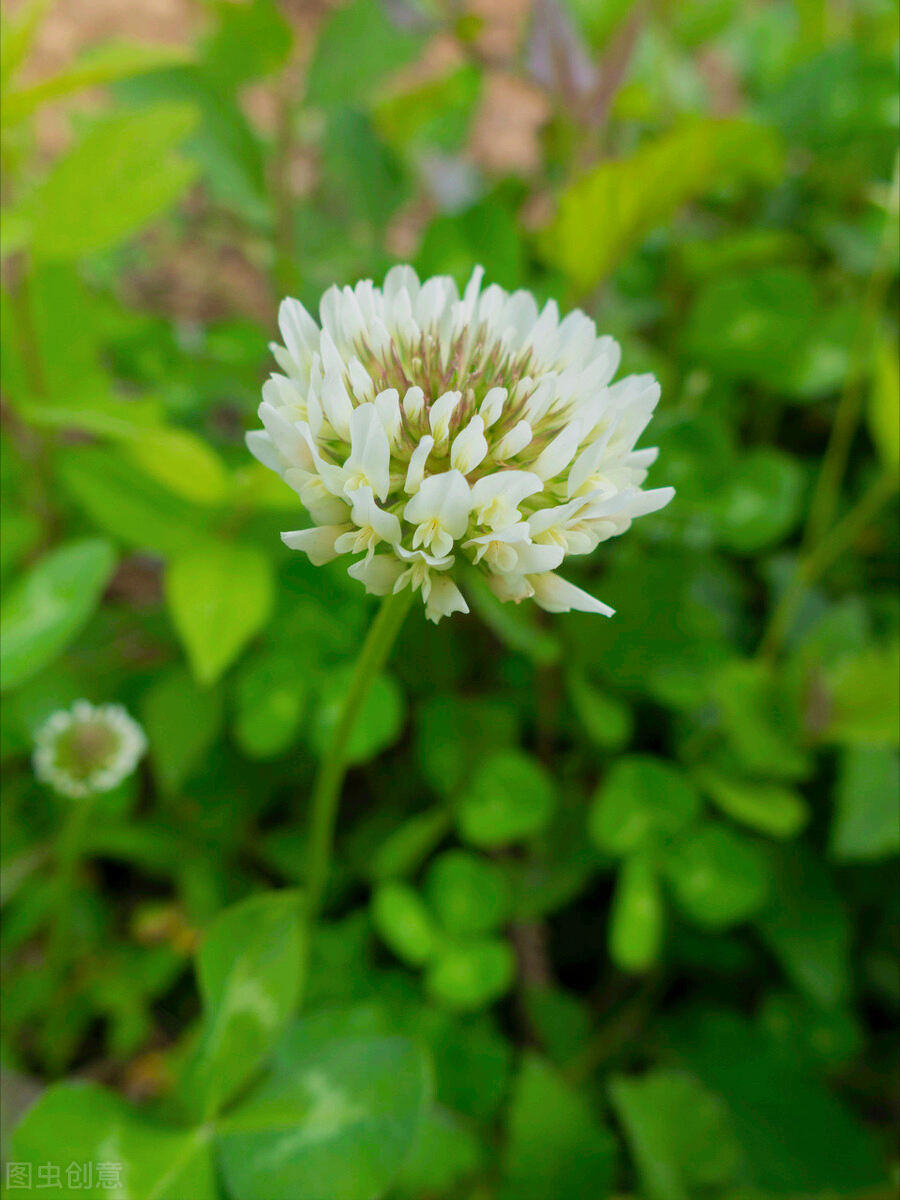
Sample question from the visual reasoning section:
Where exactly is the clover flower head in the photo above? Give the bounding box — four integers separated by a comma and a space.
33, 700, 147, 799
248, 265, 674, 622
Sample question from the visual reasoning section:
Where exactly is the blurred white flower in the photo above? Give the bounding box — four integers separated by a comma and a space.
248, 265, 673, 623
33, 700, 147, 799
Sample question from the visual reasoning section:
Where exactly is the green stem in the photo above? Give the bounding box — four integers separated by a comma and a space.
304, 588, 413, 921
803, 156, 898, 550
760, 472, 897, 660
48, 798, 95, 982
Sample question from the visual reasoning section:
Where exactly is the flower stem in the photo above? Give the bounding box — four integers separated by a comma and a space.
48, 797, 95, 982
304, 588, 413, 921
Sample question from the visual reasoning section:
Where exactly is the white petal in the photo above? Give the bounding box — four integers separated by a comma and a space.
348, 554, 405, 596
347, 403, 391, 501
529, 573, 615, 616
404, 469, 471, 538
626, 446, 660, 469
403, 385, 425, 422
348, 484, 401, 545
626, 486, 675, 516
405, 435, 434, 494
374, 388, 401, 443
450, 415, 488, 474
429, 390, 462, 446
321, 370, 354, 442
348, 358, 375, 403
278, 298, 319, 369
281, 524, 350, 565
532, 422, 582, 481
479, 386, 508, 428
245, 430, 280, 473
258, 402, 314, 471
512, 541, 565, 574
425, 575, 469, 623
486, 572, 534, 603
494, 420, 533, 460
522, 374, 558, 424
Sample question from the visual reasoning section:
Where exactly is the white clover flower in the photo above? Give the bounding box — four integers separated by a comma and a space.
248, 265, 674, 623
33, 700, 147, 799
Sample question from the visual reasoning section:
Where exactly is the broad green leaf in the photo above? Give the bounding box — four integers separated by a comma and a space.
754, 846, 851, 1008
17, 394, 164, 439
711, 448, 806, 553
696, 768, 809, 839
759, 991, 863, 1070
372, 882, 439, 966
142, 666, 224, 795
609, 1069, 743, 1200
0, 538, 115, 692
305, 0, 425, 109
609, 852, 664, 973
663, 823, 772, 930
566, 669, 633, 750
10, 1082, 216, 1199
393, 1105, 483, 1198
201, 0, 292, 92
123, 428, 231, 507
426, 938, 516, 1011
424, 850, 511, 936
417, 695, 520, 797
588, 756, 701, 856
458, 750, 556, 847
165, 541, 273, 686
868, 338, 900, 475
673, 1011, 887, 1192
233, 650, 309, 760
31, 103, 199, 259
310, 668, 405, 765
57, 445, 210, 557
2, 41, 192, 125
823, 641, 900, 747
830, 746, 900, 860
368, 807, 452, 882
182, 890, 305, 1120
539, 118, 781, 291
216, 1035, 429, 1200
712, 660, 810, 780
502, 1054, 617, 1200
0, 0, 52, 93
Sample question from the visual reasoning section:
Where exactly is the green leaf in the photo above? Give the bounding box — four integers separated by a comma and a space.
673, 1011, 888, 1192
2, 41, 192, 125
609, 852, 665, 973
830, 746, 900, 861
368, 807, 452, 882
233, 650, 309, 760
310, 667, 406, 765
710, 448, 806, 553
588, 756, 701, 856
57, 445, 211, 557
424, 850, 511, 936
712, 660, 811, 780
123, 427, 232, 507
696, 768, 809, 839
426, 938, 516, 1011
142, 665, 224, 794
609, 1069, 743, 1200
417, 694, 520, 797
0, 538, 116, 692
754, 846, 851, 1008
664, 823, 772, 930
565, 670, 633, 750
216, 1035, 429, 1200
31, 103, 199, 259
165, 540, 273, 686
0, 0, 52, 93
305, 0, 425, 110
823, 640, 900, 747
372, 882, 439, 966
10, 1082, 216, 1199
393, 1105, 483, 1198
181, 890, 305, 1120
457, 750, 556, 847
868, 338, 900, 476
539, 118, 781, 291
502, 1053, 617, 1200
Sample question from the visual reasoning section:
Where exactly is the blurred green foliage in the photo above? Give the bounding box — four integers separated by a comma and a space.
1, 0, 898, 1197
